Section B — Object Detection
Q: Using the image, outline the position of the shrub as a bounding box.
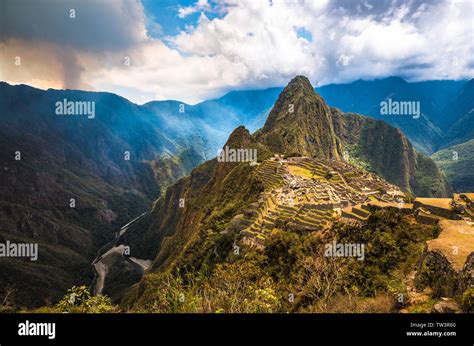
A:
[461,287,474,313]
[55,286,118,313]
[128,261,281,313]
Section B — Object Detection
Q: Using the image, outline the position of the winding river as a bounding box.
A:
[91,212,151,295]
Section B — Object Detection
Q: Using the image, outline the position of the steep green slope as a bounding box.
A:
[121,126,271,267]
[331,109,451,197]
[431,139,474,192]
[442,79,474,147]
[257,76,341,159]
[0,83,202,307]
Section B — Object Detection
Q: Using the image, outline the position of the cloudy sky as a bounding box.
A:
[1,0,473,104]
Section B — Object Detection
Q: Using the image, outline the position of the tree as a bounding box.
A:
[295,254,349,311]
[0,284,16,312]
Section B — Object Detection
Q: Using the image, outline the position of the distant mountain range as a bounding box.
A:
[150,76,470,157]
[0,74,472,307]
[145,77,474,193]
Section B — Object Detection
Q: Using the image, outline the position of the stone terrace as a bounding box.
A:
[234,155,405,249]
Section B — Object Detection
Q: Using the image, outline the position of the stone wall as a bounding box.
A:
[415,246,474,298]
[413,201,460,220]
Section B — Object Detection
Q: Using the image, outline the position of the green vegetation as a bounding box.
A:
[406,298,437,313]
[461,287,474,313]
[124,262,281,313]
[331,209,435,296]
[431,139,474,192]
[122,210,438,313]
[287,165,313,179]
[412,154,452,197]
[343,144,373,172]
[35,286,118,313]
[256,76,340,160]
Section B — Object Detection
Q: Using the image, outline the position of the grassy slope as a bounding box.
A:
[431,139,474,192]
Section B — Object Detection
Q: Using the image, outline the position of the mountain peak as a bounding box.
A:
[223,125,256,149]
[261,75,323,132]
[257,75,341,159]
[286,75,314,91]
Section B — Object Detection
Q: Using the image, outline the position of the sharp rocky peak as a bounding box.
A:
[257,75,341,160]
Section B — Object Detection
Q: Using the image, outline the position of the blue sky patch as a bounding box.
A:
[295,26,312,42]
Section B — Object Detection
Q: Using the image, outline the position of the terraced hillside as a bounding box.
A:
[231,155,405,249]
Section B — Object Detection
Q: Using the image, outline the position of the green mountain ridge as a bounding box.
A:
[330,109,451,197]
[121,76,452,308]
[432,139,474,192]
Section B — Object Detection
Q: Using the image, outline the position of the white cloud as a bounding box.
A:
[84,40,242,104]
[170,0,473,91]
[1,0,473,104]
[178,0,212,18]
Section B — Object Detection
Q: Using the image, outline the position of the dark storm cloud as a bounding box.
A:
[0,0,148,89]
[0,0,147,51]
